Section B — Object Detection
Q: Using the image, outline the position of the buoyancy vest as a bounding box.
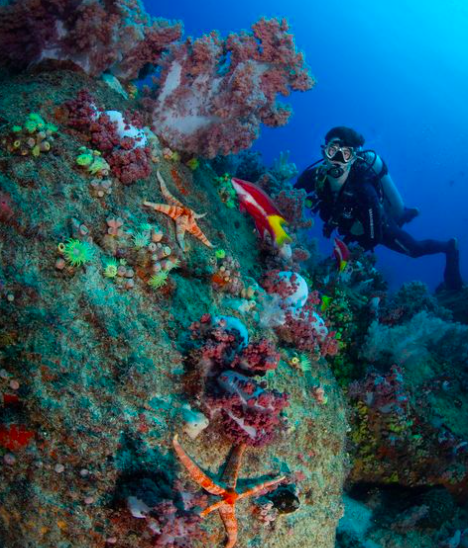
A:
[299,151,389,248]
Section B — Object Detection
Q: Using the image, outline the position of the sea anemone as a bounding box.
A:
[132,231,150,249]
[62,239,95,267]
[104,258,119,278]
[148,271,168,289]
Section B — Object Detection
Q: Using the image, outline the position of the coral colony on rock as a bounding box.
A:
[0,1,467,548]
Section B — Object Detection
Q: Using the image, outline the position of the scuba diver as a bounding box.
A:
[296,126,463,291]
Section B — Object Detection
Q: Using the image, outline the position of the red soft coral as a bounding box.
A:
[208,371,289,447]
[233,340,281,376]
[0,0,182,79]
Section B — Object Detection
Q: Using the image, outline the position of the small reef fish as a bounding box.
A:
[231,177,291,247]
[333,238,350,273]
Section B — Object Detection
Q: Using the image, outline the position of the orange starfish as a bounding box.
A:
[143,171,213,251]
[173,434,285,548]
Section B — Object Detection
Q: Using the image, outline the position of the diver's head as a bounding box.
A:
[322,126,365,178]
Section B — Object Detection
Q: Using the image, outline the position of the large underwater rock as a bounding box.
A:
[0,69,347,548]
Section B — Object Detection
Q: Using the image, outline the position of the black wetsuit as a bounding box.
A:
[296,158,463,289]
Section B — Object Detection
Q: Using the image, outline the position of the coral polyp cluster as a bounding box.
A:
[1,113,57,157]
[76,147,110,178]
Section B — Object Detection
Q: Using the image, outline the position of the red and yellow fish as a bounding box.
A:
[333,238,350,273]
[231,177,291,247]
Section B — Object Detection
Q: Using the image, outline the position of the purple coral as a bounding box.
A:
[275,303,339,359]
[128,497,204,547]
[233,340,280,376]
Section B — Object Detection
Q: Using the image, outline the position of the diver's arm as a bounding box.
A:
[378,172,404,220]
[364,152,404,219]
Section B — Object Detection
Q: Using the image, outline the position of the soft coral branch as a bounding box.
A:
[148,17,314,157]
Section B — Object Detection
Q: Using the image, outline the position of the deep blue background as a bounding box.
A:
[147,0,468,291]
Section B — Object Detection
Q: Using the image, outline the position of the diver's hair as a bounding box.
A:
[325,126,365,148]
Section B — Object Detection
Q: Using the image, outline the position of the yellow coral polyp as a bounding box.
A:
[126,83,138,99]
[76,148,110,177]
[186,157,199,171]
[104,260,119,278]
[89,157,110,176]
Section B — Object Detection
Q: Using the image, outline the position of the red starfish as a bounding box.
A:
[173,434,285,548]
[143,171,213,251]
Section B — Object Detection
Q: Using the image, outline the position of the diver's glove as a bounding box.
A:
[398,207,420,226]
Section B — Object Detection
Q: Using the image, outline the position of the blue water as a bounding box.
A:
[150,0,468,291]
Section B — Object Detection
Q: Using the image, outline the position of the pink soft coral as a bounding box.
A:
[147,17,314,157]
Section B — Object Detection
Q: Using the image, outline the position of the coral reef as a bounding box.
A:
[0,63,347,548]
[1,112,58,157]
[2,3,467,548]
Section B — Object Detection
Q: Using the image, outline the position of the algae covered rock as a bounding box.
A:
[0,68,347,548]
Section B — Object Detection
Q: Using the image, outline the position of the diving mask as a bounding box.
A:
[322,141,356,164]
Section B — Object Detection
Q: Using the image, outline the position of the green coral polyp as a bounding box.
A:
[148,272,169,289]
[215,249,226,259]
[89,157,110,176]
[62,239,95,267]
[186,157,199,171]
[76,153,93,167]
